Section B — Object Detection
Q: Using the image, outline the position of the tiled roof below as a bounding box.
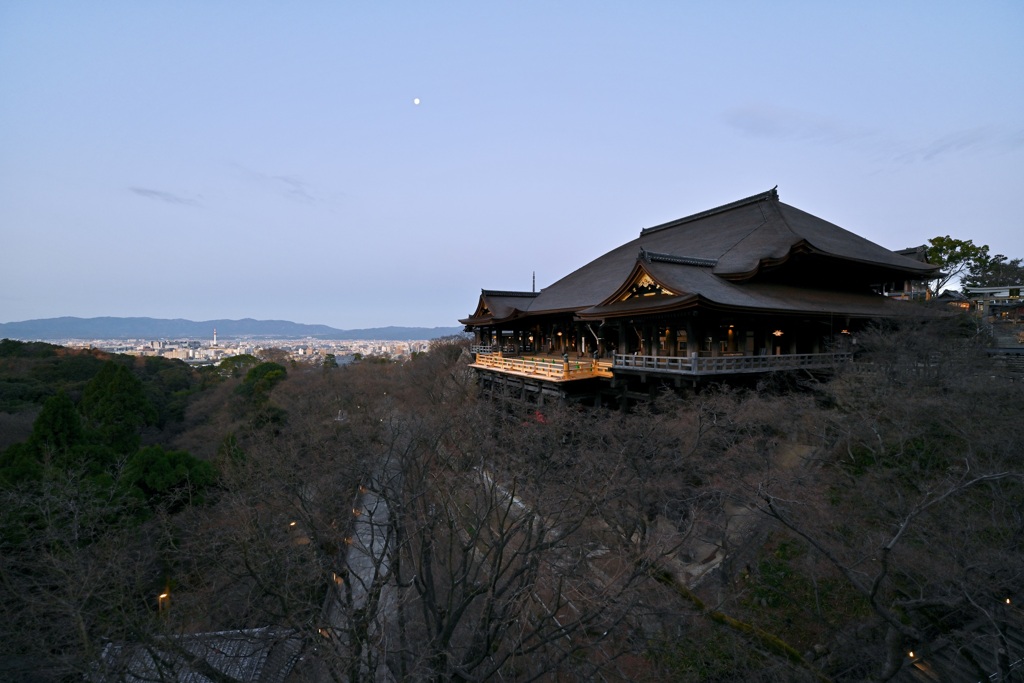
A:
[93,628,300,683]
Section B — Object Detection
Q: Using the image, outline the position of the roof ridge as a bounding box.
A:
[711,198,800,276]
[481,289,538,298]
[640,248,718,268]
[640,186,779,236]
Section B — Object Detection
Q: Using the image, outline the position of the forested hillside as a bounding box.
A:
[0,320,1021,682]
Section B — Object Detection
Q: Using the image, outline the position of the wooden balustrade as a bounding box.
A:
[470,344,497,354]
[470,344,533,355]
[471,351,850,382]
[471,354,604,381]
[613,352,851,375]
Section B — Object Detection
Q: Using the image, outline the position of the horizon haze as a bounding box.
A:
[2,2,1021,328]
[0,315,464,342]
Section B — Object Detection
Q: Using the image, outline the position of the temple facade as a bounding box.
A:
[460,188,937,403]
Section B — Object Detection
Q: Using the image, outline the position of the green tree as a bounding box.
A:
[29,389,84,458]
[81,363,157,455]
[926,235,990,294]
[962,252,1024,290]
[216,353,260,378]
[0,442,43,485]
[124,445,216,508]
[1,391,123,486]
[0,338,59,358]
[236,361,287,402]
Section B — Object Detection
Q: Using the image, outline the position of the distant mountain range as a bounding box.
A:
[0,317,465,341]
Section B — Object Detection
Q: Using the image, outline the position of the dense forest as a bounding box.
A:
[0,318,1021,682]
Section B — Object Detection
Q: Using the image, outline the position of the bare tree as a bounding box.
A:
[0,469,162,681]
[742,320,1024,681]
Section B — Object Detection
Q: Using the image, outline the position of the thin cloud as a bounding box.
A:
[271,174,315,203]
[895,126,1024,163]
[232,164,317,204]
[724,104,1024,166]
[723,104,873,146]
[129,187,201,206]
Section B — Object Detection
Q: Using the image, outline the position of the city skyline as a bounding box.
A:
[2,2,1021,329]
[59,335,433,366]
[0,314,463,342]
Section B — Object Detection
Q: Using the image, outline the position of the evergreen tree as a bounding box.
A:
[124,445,216,510]
[962,253,1024,289]
[29,389,84,460]
[80,362,157,455]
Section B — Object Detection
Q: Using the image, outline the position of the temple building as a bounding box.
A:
[461,187,938,404]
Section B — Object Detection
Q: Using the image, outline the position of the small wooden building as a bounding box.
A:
[461,188,937,403]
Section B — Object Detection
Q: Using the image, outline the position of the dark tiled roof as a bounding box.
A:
[459,290,539,325]
[640,187,779,236]
[466,188,938,323]
[896,244,931,262]
[93,627,300,683]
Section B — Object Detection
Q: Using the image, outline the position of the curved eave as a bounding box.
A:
[700,285,941,319]
[714,240,813,281]
[462,289,542,327]
[716,240,938,283]
[577,288,938,322]
[460,308,533,327]
[576,293,701,320]
[696,297,934,319]
[514,305,594,320]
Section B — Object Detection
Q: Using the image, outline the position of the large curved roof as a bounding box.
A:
[464,188,938,324]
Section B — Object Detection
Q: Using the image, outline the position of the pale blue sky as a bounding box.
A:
[2,1,1021,328]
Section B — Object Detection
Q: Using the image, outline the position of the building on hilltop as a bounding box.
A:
[880,245,934,301]
[460,187,939,403]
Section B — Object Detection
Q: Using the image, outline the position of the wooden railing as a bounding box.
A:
[472,344,535,355]
[472,344,534,355]
[471,354,610,381]
[471,351,851,380]
[614,352,852,375]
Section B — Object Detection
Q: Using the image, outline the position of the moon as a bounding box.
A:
[413,97,421,105]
